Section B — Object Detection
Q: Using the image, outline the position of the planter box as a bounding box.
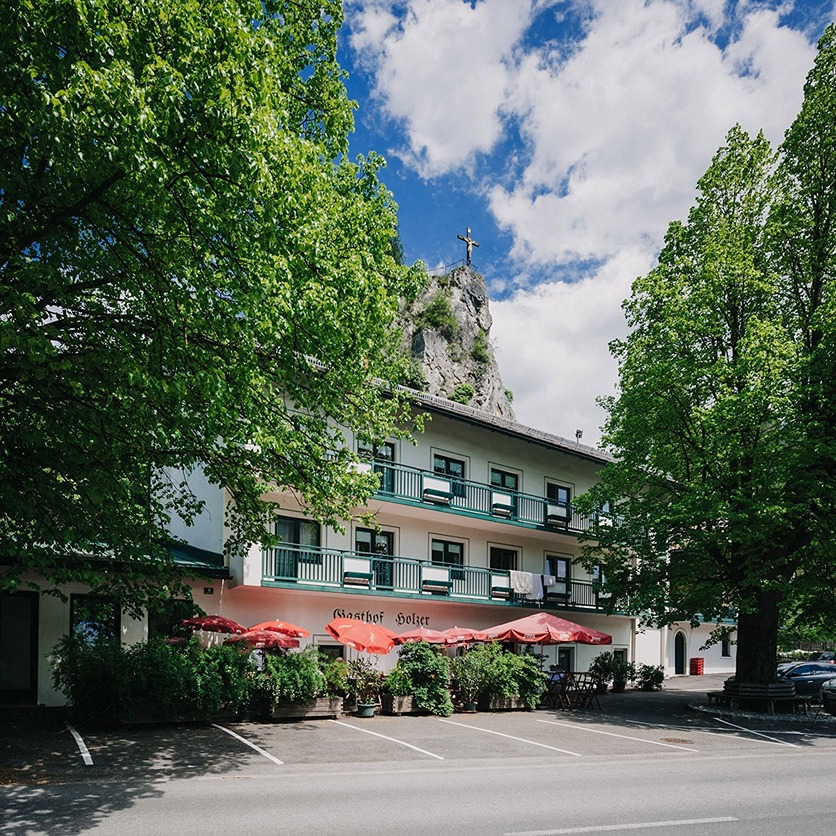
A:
[381,694,422,715]
[478,695,528,711]
[270,697,343,720]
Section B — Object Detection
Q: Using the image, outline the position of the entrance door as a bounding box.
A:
[674,631,686,675]
[0,592,38,705]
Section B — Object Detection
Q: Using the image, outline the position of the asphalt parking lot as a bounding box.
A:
[4,673,836,787]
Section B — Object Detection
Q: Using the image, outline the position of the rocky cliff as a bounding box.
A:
[398,266,515,420]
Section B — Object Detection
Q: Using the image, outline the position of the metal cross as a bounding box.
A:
[457,227,479,266]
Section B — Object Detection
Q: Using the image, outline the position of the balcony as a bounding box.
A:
[356,460,605,535]
[261,543,604,610]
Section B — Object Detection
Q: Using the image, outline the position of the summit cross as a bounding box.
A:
[457,227,479,266]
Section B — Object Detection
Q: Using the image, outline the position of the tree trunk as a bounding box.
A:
[734,588,781,683]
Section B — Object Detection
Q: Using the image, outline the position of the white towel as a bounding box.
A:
[509,570,534,594]
[526,573,544,601]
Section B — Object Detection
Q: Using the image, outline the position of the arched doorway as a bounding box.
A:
[674,631,687,675]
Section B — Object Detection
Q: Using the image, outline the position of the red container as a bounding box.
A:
[689,657,704,675]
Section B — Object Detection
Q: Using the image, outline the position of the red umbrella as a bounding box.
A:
[442,626,491,645]
[224,630,300,649]
[393,627,453,645]
[482,612,612,645]
[325,618,396,654]
[181,615,246,635]
[248,620,310,638]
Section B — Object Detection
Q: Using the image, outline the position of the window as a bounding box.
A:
[557,647,574,673]
[546,483,571,506]
[721,637,731,657]
[70,595,120,643]
[490,468,518,492]
[432,538,464,580]
[490,546,518,572]
[358,441,395,492]
[148,599,195,640]
[274,515,320,576]
[433,453,466,497]
[546,555,570,581]
[356,528,394,588]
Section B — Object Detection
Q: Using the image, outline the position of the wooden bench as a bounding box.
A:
[421,565,452,595]
[707,683,810,715]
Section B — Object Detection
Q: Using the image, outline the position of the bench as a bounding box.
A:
[707,683,811,715]
[422,475,454,506]
[490,574,512,600]
[343,556,374,588]
[421,565,452,595]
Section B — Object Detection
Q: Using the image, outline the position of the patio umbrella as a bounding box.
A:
[325,617,396,654]
[442,626,491,646]
[224,630,300,649]
[248,620,310,638]
[181,615,246,635]
[481,612,612,645]
[393,627,453,645]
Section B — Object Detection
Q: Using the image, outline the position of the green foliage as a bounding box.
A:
[578,27,836,684]
[0,0,423,611]
[635,664,665,690]
[51,636,256,721]
[588,651,636,685]
[393,641,453,716]
[451,650,488,702]
[505,653,547,710]
[449,384,475,404]
[417,292,459,339]
[471,330,491,365]
[260,647,326,706]
[383,664,413,697]
[346,657,384,704]
[319,655,350,698]
[504,389,514,403]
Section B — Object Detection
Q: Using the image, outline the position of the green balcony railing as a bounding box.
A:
[354,460,608,535]
[261,543,602,609]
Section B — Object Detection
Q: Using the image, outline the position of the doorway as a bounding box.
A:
[0,592,39,705]
[674,631,687,675]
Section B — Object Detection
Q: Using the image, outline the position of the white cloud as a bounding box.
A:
[345,0,821,446]
[492,247,651,445]
[347,0,537,176]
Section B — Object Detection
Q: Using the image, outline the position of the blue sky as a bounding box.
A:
[338,0,833,445]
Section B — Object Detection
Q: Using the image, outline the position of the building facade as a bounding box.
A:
[1,393,736,707]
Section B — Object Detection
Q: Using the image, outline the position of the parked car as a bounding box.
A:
[777,653,836,674]
[778,662,836,698]
[820,678,836,714]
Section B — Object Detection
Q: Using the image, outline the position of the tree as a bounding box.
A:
[578,25,836,684]
[1,0,423,612]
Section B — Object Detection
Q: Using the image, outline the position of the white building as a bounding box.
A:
[0,392,735,707]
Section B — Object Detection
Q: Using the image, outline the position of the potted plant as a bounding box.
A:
[635,663,665,690]
[611,658,637,693]
[347,657,384,717]
[264,647,347,719]
[392,641,453,716]
[588,651,616,692]
[382,662,414,715]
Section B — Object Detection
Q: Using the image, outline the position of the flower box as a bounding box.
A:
[478,695,528,711]
[381,694,422,715]
[269,697,343,720]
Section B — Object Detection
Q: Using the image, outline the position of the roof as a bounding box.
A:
[168,542,231,579]
[405,389,614,466]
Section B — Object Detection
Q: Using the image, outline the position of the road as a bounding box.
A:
[3,676,836,836]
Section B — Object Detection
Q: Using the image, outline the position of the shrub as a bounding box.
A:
[449,384,474,404]
[471,330,490,364]
[394,641,453,716]
[417,292,458,338]
[320,655,349,698]
[635,663,665,690]
[51,635,257,722]
[346,657,384,703]
[261,647,326,705]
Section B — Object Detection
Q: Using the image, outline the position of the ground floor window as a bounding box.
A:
[70,595,120,642]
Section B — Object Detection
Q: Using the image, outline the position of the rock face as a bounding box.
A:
[399,266,515,420]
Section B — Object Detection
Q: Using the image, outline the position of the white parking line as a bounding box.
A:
[536,719,698,752]
[438,718,582,756]
[506,816,738,836]
[330,719,445,759]
[712,717,798,747]
[212,723,284,765]
[64,722,93,766]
